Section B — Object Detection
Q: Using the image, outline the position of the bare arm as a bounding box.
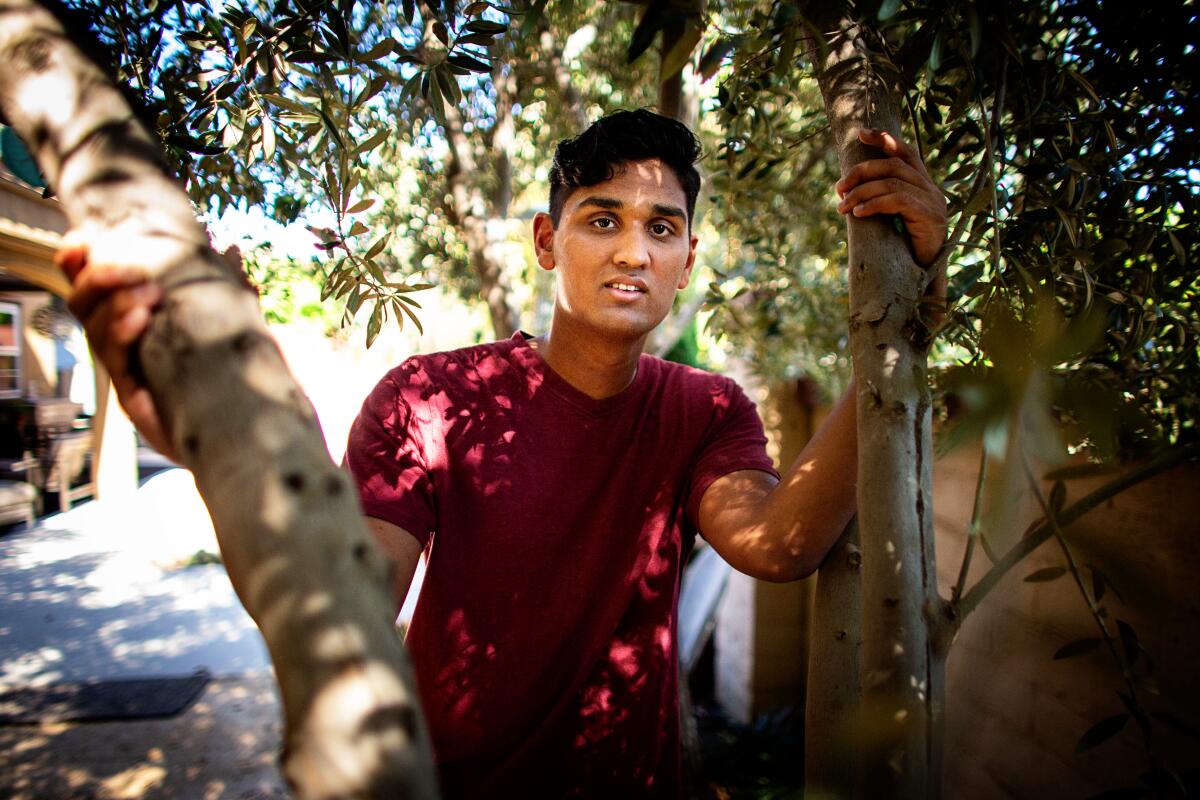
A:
[698,382,857,582]
[364,517,424,616]
[698,130,945,581]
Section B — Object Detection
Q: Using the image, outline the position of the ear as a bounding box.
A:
[677,234,699,290]
[532,212,556,271]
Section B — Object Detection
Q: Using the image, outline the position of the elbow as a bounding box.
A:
[747,553,818,583]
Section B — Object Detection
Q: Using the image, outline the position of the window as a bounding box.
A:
[0,302,21,398]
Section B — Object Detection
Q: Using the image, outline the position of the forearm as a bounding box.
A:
[699,378,859,582]
[758,378,858,578]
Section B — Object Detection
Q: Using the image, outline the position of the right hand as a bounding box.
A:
[56,232,172,458]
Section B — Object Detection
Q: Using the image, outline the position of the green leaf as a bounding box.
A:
[366,302,383,348]
[398,297,425,335]
[660,22,703,83]
[1116,620,1139,665]
[366,258,386,283]
[427,73,447,124]
[697,36,736,82]
[447,53,491,73]
[1166,230,1186,265]
[929,30,944,73]
[1077,714,1129,752]
[455,32,496,47]
[877,0,902,21]
[960,187,991,217]
[1025,566,1067,582]
[261,115,276,160]
[347,221,369,237]
[366,232,392,260]
[464,19,507,35]
[434,65,462,106]
[356,128,389,154]
[260,93,312,116]
[360,38,395,62]
[627,3,666,63]
[353,75,389,108]
[433,21,449,46]
[222,117,245,149]
[1055,207,1079,248]
[1049,480,1066,513]
[317,108,345,149]
[1054,638,1102,659]
[347,198,375,214]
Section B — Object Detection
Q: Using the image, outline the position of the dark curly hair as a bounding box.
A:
[548,109,702,228]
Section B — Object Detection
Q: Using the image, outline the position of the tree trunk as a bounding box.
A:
[443,83,520,340]
[804,518,862,798]
[800,5,945,797]
[0,3,438,797]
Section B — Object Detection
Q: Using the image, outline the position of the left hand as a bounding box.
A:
[835,128,948,270]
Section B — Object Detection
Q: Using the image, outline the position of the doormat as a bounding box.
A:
[0,669,210,724]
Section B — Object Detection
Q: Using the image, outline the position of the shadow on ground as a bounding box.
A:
[0,675,286,799]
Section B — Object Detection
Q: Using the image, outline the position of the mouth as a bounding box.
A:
[603,279,647,296]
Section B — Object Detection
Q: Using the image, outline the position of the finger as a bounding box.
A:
[846,192,936,224]
[838,177,914,214]
[53,228,89,277]
[54,243,88,282]
[836,157,930,199]
[858,128,927,177]
[68,266,160,324]
[838,175,944,219]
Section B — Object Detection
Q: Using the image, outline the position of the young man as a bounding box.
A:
[62,109,946,797]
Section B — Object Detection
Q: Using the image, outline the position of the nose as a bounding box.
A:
[612,228,650,269]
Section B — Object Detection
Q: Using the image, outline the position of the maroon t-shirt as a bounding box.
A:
[346,334,776,798]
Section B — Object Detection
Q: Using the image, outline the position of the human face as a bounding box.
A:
[533,159,698,344]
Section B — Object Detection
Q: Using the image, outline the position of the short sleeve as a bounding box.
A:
[684,378,779,527]
[345,367,438,548]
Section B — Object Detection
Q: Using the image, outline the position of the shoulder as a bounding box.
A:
[370,337,524,405]
[643,355,752,413]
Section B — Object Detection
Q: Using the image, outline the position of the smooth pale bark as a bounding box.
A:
[804,519,862,798]
[801,5,947,797]
[0,2,438,797]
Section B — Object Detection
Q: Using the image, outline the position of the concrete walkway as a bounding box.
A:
[0,469,287,798]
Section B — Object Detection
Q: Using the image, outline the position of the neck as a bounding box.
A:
[532,313,645,400]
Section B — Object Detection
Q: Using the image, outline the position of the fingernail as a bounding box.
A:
[861,127,875,135]
[853,204,864,215]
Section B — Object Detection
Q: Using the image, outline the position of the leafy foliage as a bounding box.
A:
[68,0,516,345]
[690,0,1198,460]
[38,0,1200,792]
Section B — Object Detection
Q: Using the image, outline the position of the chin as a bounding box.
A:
[589,313,661,342]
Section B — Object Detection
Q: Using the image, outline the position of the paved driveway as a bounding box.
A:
[0,469,286,798]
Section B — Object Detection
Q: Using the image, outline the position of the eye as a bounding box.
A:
[591,216,616,230]
[649,222,675,237]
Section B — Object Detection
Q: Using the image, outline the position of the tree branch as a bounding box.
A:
[954,443,1200,625]
[0,3,438,797]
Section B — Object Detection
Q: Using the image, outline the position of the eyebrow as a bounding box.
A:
[577,195,687,221]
